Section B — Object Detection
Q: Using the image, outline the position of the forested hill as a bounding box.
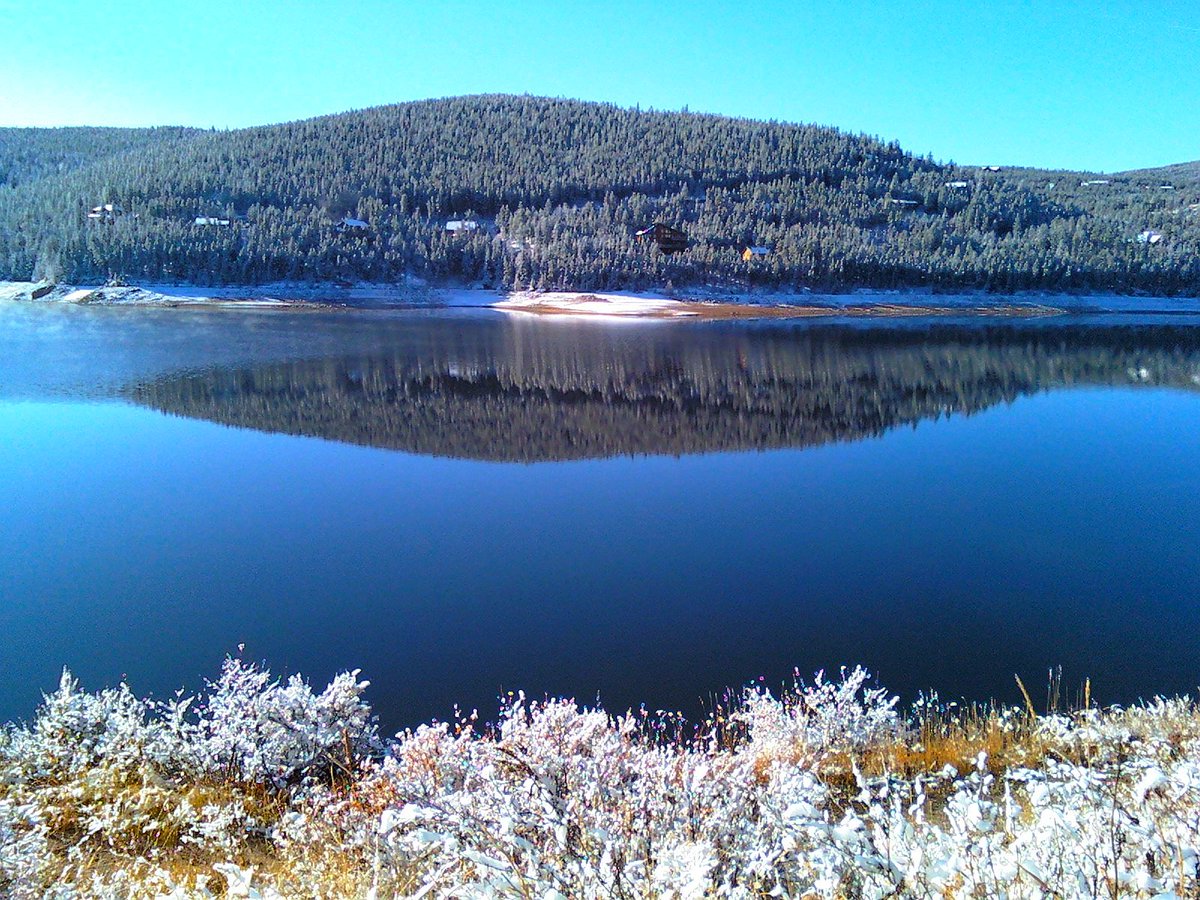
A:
[2,95,1198,293]
[0,126,201,189]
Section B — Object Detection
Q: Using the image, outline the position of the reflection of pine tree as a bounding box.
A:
[127,322,1200,462]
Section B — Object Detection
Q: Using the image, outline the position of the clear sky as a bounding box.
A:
[1,0,1196,172]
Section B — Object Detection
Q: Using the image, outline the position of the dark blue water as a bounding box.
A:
[2,301,1199,729]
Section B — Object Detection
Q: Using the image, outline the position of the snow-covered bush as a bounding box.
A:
[742,665,902,764]
[0,799,47,899]
[1,670,164,781]
[3,661,1200,897]
[1,659,377,788]
[192,657,378,786]
[0,659,378,897]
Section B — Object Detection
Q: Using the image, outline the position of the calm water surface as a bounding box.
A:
[2,301,1199,729]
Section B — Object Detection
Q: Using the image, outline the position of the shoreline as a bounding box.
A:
[6,279,1200,319]
[493,290,1068,319]
[0,280,329,310]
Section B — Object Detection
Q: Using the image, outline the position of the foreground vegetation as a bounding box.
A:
[2,95,1199,293]
[2,661,1198,898]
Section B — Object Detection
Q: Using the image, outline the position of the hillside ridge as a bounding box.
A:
[2,95,1197,293]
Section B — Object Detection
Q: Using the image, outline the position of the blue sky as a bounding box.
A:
[1,0,1196,172]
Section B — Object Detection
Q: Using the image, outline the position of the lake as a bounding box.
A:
[2,300,1199,730]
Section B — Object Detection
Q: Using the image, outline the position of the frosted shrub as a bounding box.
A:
[0,659,379,897]
[650,840,718,898]
[193,658,378,785]
[0,799,47,899]
[0,660,377,789]
[358,692,864,897]
[742,666,901,763]
[1,670,161,781]
[4,661,1200,897]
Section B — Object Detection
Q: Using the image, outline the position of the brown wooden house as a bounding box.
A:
[635,223,688,254]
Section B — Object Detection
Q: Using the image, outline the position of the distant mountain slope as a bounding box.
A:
[0,126,202,188]
[1,96,1197,293]
[1119,160,1200,180]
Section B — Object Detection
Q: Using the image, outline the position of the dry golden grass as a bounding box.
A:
[0,751,432,897]
[882,709,1047,774]
[3,765,291,897]
[813,672,1107,794]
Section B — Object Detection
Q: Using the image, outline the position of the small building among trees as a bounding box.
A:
[742,246,770,261]
[635,223,688,254]
[87,203,124,222]
[336,216,369,233]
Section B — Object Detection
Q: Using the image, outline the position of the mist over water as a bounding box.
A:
[2,302,1199,729]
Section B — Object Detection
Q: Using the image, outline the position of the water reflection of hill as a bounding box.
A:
[128,322,1200,461]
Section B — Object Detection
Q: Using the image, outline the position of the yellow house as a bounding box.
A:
[742,246,770,261]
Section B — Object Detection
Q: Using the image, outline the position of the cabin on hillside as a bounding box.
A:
[194,216,231,227]
[635,223,688,254]
[742,246,770,261]
[1137,229,1164,245]
[336,216,369,233]
[445,219,480,233]
[87,203,124,222]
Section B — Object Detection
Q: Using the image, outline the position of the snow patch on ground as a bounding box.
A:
[490,289,1076,320]
[0,281,306,308]
[494,290,698,317]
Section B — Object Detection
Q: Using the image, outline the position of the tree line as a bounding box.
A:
[1,95,1197,293]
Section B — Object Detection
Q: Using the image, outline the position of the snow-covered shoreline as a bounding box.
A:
[0,280,315,309]
[495,290,698,317]
[7,279,1200,318]
[493,289,1069,319]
